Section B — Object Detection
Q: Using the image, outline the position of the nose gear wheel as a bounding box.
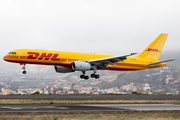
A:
[21,63,27,74]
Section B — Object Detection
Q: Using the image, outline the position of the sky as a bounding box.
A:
[0,0,180,66]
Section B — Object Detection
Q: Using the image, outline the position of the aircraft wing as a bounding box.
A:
[86,53,137,68]
[148,59,176,67]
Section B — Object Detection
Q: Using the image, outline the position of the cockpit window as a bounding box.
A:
[8,52,16,55]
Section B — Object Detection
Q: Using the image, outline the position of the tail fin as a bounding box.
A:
[138,33,168,60]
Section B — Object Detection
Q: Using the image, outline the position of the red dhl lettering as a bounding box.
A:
[51,54,61,61]
[27,52,40,59]
[27,52,61,61]
[145,48,161,52]
[38,53,53,60]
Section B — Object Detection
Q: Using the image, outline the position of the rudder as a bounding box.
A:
[138,33,168,60]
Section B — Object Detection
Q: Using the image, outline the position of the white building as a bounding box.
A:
[144,83,151,91]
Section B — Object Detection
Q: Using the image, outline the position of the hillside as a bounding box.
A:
[96,62,180,89]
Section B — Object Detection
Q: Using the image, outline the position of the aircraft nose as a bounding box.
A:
[3,55,8,61]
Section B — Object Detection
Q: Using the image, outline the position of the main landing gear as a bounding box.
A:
[21,63,27,74]
[91,73,100,79]
[80,73,100,80]
[80,71,89,80]
[80,66,100,80]
[91,66,100,79]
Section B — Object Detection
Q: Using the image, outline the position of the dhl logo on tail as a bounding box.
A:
[145,48,161,52]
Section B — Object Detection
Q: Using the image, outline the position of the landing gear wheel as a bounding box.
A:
[21,63,27,74]
[22,71,27,74]
[80,75,85,79]
[91,74,95,78]
[84,76,89,80]
[95,74,100,79]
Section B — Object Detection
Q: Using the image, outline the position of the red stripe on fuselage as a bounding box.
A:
[4,55,18,59]
[20,56,27,59]
[4,59,72,67]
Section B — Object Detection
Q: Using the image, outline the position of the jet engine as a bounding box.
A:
[72,61,92,71]
[54,66,75,73]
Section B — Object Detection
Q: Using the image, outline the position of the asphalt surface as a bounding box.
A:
[0,104,180,113]
[0,95,179,100]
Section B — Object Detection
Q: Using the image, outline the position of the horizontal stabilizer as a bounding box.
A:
[148,59,176,67]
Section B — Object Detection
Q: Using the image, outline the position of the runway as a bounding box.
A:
[0,95,179,100]
[0,104,180,113]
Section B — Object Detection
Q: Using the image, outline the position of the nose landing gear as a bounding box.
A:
[22,70,27,74]
[21,63,27,74]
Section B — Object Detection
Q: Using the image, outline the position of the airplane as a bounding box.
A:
[3,33,175,80]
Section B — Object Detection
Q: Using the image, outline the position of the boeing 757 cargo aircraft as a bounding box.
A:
[3,33,175,79]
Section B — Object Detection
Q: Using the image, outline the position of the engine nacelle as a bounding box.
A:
[54,66,75,73]
[72,61,92,71]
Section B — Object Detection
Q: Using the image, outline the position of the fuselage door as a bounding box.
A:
[18,51,22,59]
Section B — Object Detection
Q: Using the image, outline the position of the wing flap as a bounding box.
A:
[87,53,137,63]
[87,53,137,68]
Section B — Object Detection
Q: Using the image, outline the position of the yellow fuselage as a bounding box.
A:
[3,49,165,71]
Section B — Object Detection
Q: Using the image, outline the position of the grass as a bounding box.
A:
[0,99,179,105]
[0,111,180,120]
